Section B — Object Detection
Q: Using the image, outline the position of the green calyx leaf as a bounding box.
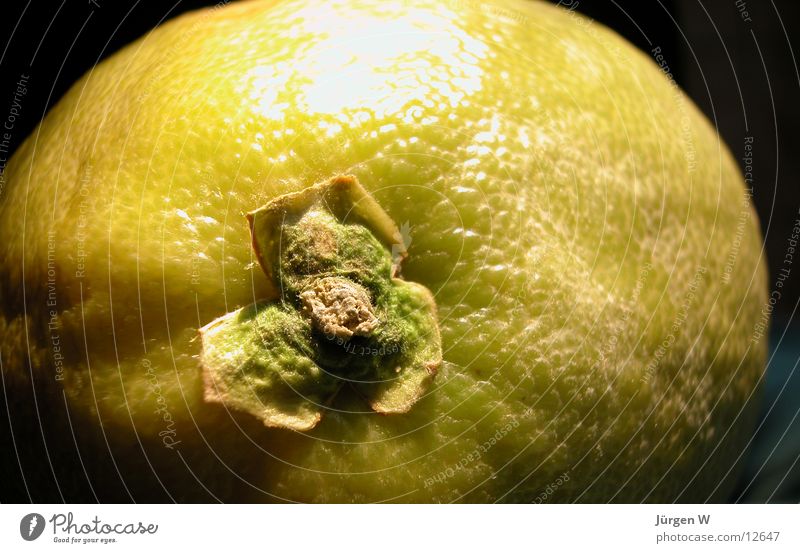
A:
[199,175,441,431]
[201,302,339,431]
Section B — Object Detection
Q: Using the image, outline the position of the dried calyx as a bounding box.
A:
[199,175,441,431]
[300,277,379,339]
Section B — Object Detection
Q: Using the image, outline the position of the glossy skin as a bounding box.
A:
[0,0,766,502]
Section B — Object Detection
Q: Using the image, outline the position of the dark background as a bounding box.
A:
[1,0,798,502]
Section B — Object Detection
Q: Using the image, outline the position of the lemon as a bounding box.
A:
[0,0,767,502]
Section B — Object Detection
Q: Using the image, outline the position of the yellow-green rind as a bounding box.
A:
[0,0,767,502]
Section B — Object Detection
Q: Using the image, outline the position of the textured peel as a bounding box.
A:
[0,0,767,502]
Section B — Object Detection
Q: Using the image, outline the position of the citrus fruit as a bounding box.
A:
[0,0,767,502]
